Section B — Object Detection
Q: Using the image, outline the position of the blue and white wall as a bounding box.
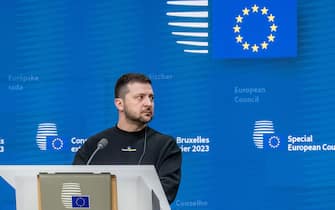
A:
[1,0,335,210]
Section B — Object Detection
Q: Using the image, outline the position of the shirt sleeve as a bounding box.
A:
[156,139,182,204]
[72,140,92,165]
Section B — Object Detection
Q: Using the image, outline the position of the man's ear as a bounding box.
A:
[114,98,124,111]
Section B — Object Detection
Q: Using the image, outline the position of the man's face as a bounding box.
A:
[122,82,154,125]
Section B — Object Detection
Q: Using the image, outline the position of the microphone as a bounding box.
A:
[86,138,108,165]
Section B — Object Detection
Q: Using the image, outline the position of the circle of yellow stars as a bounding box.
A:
[52,138,64,150]
[233,4,278,53]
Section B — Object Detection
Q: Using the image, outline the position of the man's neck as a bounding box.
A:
[117,122,146,132]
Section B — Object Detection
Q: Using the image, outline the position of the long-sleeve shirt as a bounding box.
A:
[72,126,182,204]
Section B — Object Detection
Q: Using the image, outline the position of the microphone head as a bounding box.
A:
[97,138,108,150]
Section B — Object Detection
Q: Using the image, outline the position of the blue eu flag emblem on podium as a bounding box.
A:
[72,196,90,208]
[212,0,297,58]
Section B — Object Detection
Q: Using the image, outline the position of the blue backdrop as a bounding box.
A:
[1,0,335,210]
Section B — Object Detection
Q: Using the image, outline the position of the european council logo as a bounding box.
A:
[72,196,90,208]
[36,123,58,151]
[212,0,297,58]
[166,0,297,57]
[166,0,209,54]
[46,136,68,152]
[253,120,275,149]
[61,182,88,209]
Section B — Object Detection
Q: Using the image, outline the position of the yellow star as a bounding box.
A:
[242,8,250,15]
[236,15,243,23]
[270,24,278,32]
[252,44,259,52]
[242,42,250,50]
[268,14,275,22]
[252,4,259,13]
[267,34,275,42]
[261,41,268,49]
[235,35,243,43]
[261,7,268,15]
[233,25,241,33]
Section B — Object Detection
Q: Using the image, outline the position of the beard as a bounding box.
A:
[123,106,153,125]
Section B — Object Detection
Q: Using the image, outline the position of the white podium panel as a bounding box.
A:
[0,165,170,210]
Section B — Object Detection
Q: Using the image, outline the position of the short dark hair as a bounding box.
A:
[114,73,152,98]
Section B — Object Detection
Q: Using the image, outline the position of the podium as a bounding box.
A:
[0,165,170,210]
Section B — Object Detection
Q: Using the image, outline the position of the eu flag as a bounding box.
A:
[263,134,285,151]
[46,136,69,152]
[212,0,297,58]
[72,196,90,208]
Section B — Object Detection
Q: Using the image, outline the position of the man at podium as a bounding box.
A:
[73,73,182,204]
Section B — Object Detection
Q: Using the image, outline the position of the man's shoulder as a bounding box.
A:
[147,127,181,156]
[147,127,176,143]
